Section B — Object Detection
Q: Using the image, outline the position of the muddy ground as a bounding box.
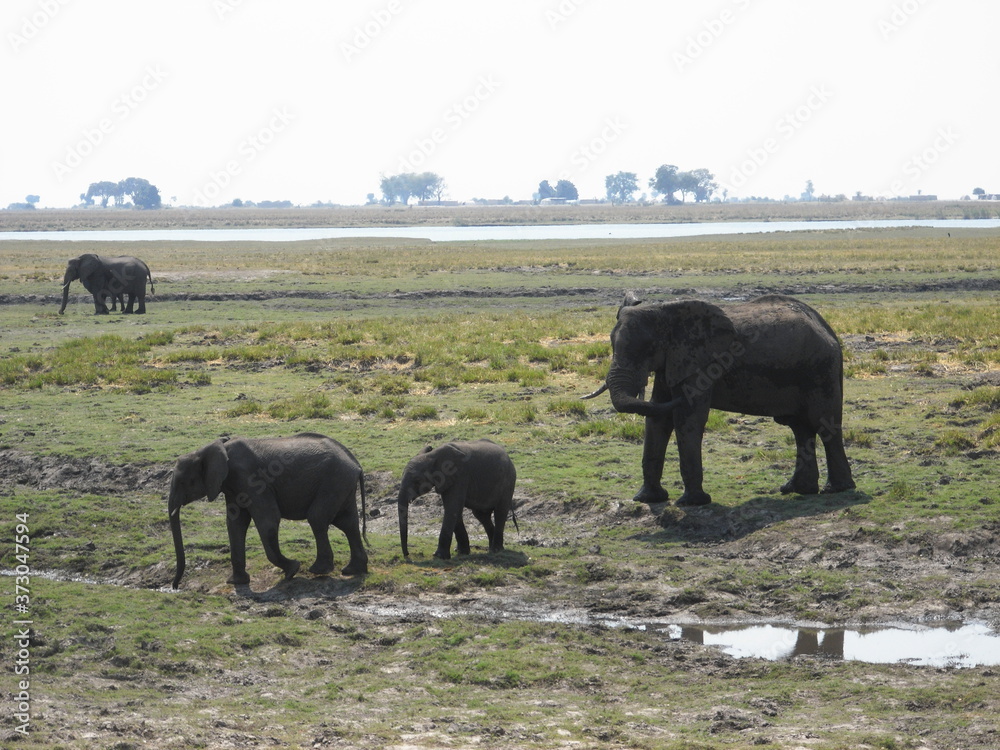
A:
[4,443,998,631]
[5,276,1000,309]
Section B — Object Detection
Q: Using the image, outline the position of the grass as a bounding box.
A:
[1,225,999,748]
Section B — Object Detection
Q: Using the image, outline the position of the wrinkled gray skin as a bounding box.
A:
[398,439,516,560]
[59,253,154,315]
[168,432,368,589]
[584,293,856,506]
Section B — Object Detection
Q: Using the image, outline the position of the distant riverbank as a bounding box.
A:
[1,200,997,233]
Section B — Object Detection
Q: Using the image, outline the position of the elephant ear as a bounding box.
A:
[658,300,737,388]
[201,439,229,502]
[77,254,104,292]
[617,291,642,319]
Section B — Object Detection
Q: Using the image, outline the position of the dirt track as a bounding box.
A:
[5,277,1000,310]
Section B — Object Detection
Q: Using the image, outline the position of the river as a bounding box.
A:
[2,218,999,243]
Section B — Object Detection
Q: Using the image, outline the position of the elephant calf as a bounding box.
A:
[397,439,517,560]
[168,432,368,588]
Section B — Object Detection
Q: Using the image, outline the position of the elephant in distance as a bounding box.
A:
[398,439,517,560]
[168,433,368,589]
[59,253,154,315]
[583,294,856,506]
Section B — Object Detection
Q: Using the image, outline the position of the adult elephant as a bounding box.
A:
[168,432,368,589]
[583,293,856,506]
[59,253,155,315]
[397,439,516,560]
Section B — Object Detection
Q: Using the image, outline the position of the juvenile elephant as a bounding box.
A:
[584,293,856,506]
[397,439,516,560]
[168,432,368,589]
[59,253,155,315]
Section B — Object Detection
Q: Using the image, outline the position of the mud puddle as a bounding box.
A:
[11,568,1000,667]
[661,621,1000,668]
[343,597,1000,669]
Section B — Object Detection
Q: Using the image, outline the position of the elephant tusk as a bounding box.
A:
[580,382,608,400]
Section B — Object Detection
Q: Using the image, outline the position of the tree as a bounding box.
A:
[379,172,445,205]
[605,171,639,204]
[537,180,556,201]
[649,164,681,203]
[555,180,578,200]
[973,187,986,198]
[83,181,121,207]
[122,177,161,209]
[26,195,39,206]
[676,171,700,202]
[688,168,718,202]
[800,180,815,202]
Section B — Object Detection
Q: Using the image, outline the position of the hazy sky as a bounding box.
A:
[4,1,998,208]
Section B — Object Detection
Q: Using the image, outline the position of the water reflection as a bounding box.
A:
[664,622,1000,668]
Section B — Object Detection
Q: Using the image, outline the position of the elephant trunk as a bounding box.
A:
[607,367,683,418]
[398,490,410,558]
[59,280,71,314]
[168,483,186,589]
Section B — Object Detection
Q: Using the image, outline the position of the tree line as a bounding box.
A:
[606,165,718,204]
[81,178,162,209]
[376,164,718,206]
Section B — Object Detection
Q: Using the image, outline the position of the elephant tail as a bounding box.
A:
[509,505,520,534]
[359,469,369,547]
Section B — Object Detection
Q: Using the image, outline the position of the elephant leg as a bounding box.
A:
[674,401,712,506]
[226,505,253,585]
[251,504,300,580]
[306,507,335,576]
[435,501,464,559]
[778,417,820,495]
[92,294,109,314]
[136,293,146,314]
[332,503,368,576]
[634,373,674,504]
[487,505,508,554]
[818,416,856,493]
[470,508,496,551]
[123,294,136,314]
[453,515,472,556]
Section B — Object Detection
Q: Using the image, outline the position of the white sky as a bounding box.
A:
[3,0,998,208]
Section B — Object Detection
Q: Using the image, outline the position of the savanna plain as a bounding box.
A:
[1,212,999,749]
